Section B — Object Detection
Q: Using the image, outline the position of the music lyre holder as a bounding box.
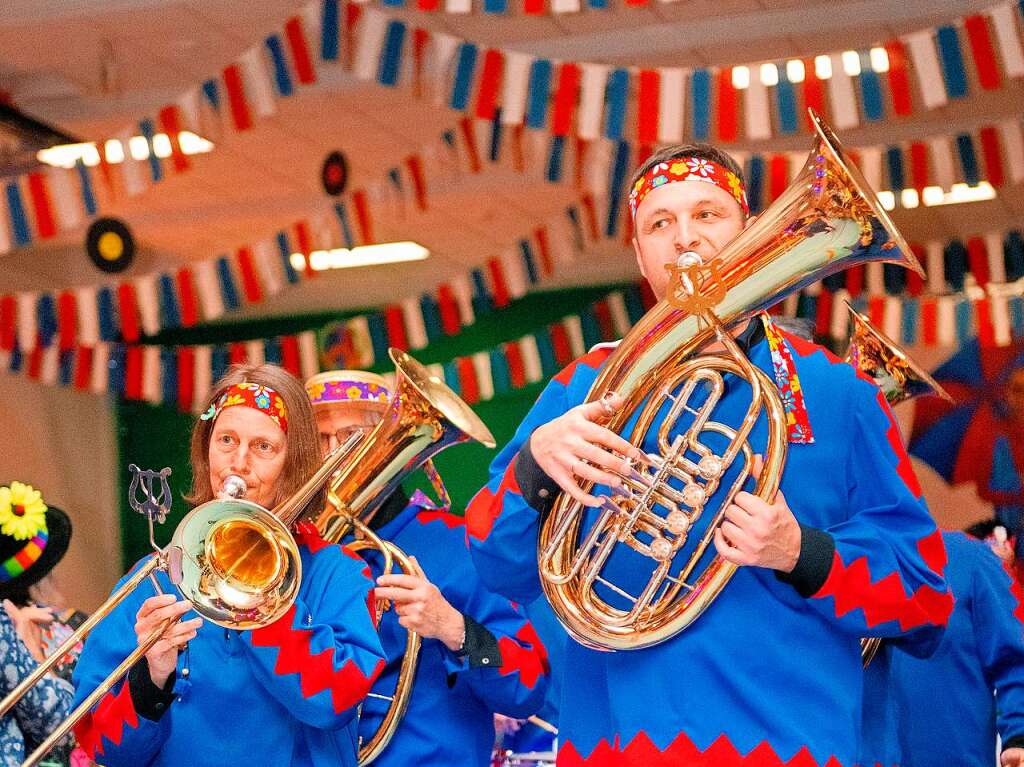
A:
[127,464,175,592]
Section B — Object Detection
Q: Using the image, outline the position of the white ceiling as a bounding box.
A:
[0,0,1021,319]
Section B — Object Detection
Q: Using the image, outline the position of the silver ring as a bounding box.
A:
[600,398,616,418]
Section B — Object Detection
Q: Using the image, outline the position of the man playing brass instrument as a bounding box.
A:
[466,145,951,766]
[306,371,549,767]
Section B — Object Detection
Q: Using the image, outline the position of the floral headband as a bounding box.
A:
[628,156,749,221]
[0,482,50,582]
[200,382,289,433]
[305,371,390,409]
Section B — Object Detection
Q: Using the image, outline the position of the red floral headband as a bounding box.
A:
[628,156,749,221]
[201,382,289,434]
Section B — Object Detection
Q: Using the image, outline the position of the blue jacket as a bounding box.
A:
[71,525,386,767]
[352,498,549,766]
[466,326,951,766]
[860,531,1024,766]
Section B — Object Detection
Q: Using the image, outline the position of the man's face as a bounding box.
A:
[631,177,747,300]
[314,404,384,456]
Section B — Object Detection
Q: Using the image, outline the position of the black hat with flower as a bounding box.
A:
[0,481,72,598]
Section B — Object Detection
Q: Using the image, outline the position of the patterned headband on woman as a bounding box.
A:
[200,382,289,433]
[628,156,749,221]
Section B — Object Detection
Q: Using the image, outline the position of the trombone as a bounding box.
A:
[2,348,495,767]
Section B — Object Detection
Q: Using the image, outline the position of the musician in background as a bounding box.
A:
[0,482,75,766]
[306,370,549,766]
[466,145,951,765]
[860,520,1024,767]
[71,364,386,767]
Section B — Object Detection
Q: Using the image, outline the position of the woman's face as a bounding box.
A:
[208,406,287,508]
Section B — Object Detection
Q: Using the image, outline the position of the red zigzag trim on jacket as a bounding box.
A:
[1003,559,1024,624]
[466,460,522,542]
[73,681,139,760]
[249,603,385,713]
[779,330,923,497]
[556,729,846,767]
[416,509,466,529]
[295,522,380,627]
[496,622,549,689]
[813,529,953,630]
[553,347,615,386]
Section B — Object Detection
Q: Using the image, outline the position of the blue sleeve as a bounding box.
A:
[242,536,386,729]
[0,614,74,750]
[466,377,569,604]
[440,576,549,718]
[795,387,953,642]
[71,557,171,766]
[971,544,1024,747]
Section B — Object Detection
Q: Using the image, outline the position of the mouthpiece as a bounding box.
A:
[222,475,248,499]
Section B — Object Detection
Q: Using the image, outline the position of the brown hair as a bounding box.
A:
[629,143,746,213]
[186,364,321,509]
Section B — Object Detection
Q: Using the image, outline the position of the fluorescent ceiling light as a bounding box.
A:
[289,242,430,272]
[814,55,833,80]
[731,66,750,89]
[786,59,805,83]
[37,131,213,168]
[759,63,779,87]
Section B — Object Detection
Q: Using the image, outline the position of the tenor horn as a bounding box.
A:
[537,109,924,651]
[844,304,951,667]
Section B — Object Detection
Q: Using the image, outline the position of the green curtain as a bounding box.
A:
[116,282,629,568]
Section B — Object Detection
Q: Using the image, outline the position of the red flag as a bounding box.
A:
[236,247,264,303]
[909,142,929,192]
[964,15,1001,90]
[293,220,316,279]
[636,69,660,146]
[436,285,461,335]
[57,291,77,351]
[459,117,482,173]
[285,16,317,84]
[534,226,554,277]
[405,155,428,211]
[229,342,247,366]
[117,283,141,343]
[384,305,408,350]
[27,173,56,239]
[868,296,885,328]
[158,105,190,172]
[177,347,195,412]
[457,357,479,404]
[523,0,544,15]
[352,190,375,244]
[846,265,864,298]
[222,64,252,131]
[125,346,143,400]
[884,40,913,116]
[593,300,614,340]
[921,298,938,345]
[967,236,990,287]
[280,336,301,376]
[907,244,926,296]
[976,299,996,347]
[979,126,1005,187]
[802,59,826,129]
[487,258,510,308]
[74,346,93,390]
[505,342,526,388]
[475,49,504,121]
[27,344,43,380]
[412,28,431,98]
[176,269,199,327]
[769,155,788,202]
[549,323,572,367]
[716,68,738,143]
[0,295,16,351]
[551,63,581,137]
[344,3,363,70]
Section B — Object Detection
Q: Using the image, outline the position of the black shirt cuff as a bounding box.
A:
[775,524,835,598]
[1004,735,1024,752]
[460,615,503,669]
[128,659,176,722]
[514,436,561,515]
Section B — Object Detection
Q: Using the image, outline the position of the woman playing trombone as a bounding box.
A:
[71,364,386,767]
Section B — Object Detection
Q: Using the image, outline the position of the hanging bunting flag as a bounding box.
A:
[285,15,318,84]
[936,25,969,99]
[221,64,253,131]
[604,68,628,140]
[774,64,798,135]
[691,69,711,140]
[883,40,914,116]
[858,51,885,122]
[525,59,553,129]
[450,42,478,109]
[475,49,504,121]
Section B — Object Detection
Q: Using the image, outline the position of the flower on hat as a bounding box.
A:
[346,385,363,400]
[0,482,49,541]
